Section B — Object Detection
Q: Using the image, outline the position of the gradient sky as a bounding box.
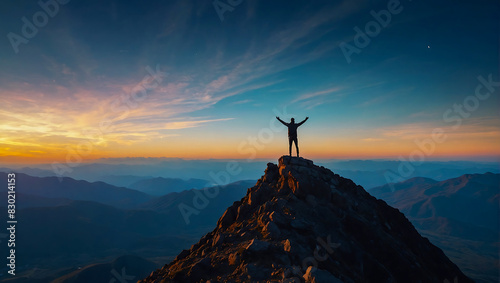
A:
[0,0,499,163]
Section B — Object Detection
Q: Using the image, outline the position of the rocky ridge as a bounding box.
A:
[139,156,472,283]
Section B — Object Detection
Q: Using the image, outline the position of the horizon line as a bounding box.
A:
[1,155,499,167]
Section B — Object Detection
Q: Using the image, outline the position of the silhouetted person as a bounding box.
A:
[276,116,309,157]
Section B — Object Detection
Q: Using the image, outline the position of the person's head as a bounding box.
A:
[291,118,295,123]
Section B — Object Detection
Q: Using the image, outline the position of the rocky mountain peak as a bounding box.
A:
[140,156,472,283]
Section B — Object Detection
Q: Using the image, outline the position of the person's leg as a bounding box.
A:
[294,137,299,157]
[288,137,292,156]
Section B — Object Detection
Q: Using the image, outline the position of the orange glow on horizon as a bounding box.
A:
[1,136,499,165]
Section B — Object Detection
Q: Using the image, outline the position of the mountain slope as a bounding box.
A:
[0,176,255,282]
[130,177,209,196]
[370,173,499,234]
[0,200,198,275]
[318,160,500,189]
[51,255,158,283]
[140,156,471,283]
[10,192,73,209]
[0,172,152,209]
[139,180,254,228]
[94,175,153,188]
[370,173,500,283]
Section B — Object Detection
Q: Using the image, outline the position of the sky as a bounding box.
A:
[0,0,499,164]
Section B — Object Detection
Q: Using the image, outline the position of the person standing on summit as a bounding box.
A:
[276,116,309,157]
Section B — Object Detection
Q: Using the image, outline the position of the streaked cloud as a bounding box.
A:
[292,87,344,109]
[164,118,234,130]
[293,87,343,103]
[378,117,500,141]
[362,138,385,142]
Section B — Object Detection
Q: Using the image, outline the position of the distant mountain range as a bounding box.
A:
[319,160,500,189]
[370,173,499,238]
[0,199,197,280]
[2,158,498,189]
[51,255,159,283]
[93,175,153,188]
[0,172,252,282]
[0,159,268,183]
[130,177,209,196]
[138,180,254,228]
[0,168,497,282]
[3,255,159,283]
[0,172,152,209]
[370,173,500,283]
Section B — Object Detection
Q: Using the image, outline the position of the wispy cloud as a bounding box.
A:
[164,118,234,130]
[358,94,392,107]
[378,117,500,141]
[231,99,252,105]
[292,87,344,109]
[292,87,343,103]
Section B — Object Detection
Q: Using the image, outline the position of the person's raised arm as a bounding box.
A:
[276,116,288,126]
[297,116,309,126]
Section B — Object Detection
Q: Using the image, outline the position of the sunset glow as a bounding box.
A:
[0,1,498,164]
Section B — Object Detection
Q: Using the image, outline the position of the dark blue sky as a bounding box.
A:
[0,0,498,161]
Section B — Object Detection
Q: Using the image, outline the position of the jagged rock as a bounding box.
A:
[174,249,190,261]
[228,252,240,265]
[280,156,313,167]
[269,211,288,227]
[217,205,236,229]
[139,156,474,283]
[249,183,269,206]
[282,238,309,259]
[246,239,270,253]
[263,221,281,238]
[283,239,292,252]
[188,257,212,281]
[303,266,343,283]
[212,233,224,247]
[244,263,270,280]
